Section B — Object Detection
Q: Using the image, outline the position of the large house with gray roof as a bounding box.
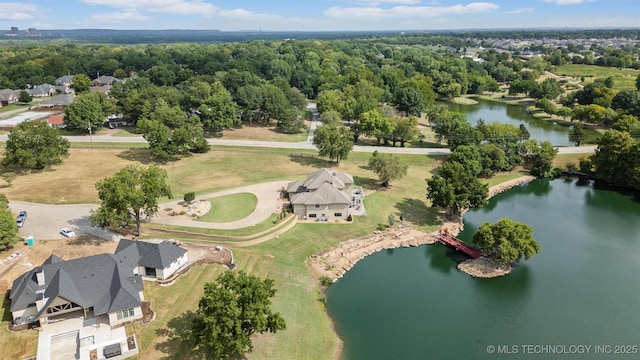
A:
[287,169,363,221]
[9,239,188,328]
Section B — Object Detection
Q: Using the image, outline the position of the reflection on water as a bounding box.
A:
[442,99,600,146]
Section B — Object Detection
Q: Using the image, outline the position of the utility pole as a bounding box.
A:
[88,121,93,143]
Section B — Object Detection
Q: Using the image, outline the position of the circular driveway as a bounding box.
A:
[154,181,290,229]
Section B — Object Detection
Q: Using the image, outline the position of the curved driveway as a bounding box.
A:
[154,181,290,230]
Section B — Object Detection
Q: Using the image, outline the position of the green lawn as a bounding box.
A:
[196,192,258,223]
[551,64,639,91]
[111,127,140,137]
[0,103,30,114]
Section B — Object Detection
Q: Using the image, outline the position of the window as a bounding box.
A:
[314,204,320,209]
[116,308,135,320]
[309,214,317,218]
[334,213,342,217]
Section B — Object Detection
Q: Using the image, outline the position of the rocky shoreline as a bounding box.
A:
[310,175,537,281]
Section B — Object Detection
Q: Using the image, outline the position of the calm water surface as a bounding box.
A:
[326,179,640,360]
[443,99,600,146]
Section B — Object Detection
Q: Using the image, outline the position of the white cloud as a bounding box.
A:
[541,0,588,5]
[216,9,282,22]
[81,0,218,15]
[325,2,499,20]
[89,12,152,23]
[353,0,422,5]
[505,7,535,14]
[0,3,41,21]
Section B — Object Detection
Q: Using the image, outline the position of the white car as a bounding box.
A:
[60,228,76,238]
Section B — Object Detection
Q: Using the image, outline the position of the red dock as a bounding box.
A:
[438,229,483,259]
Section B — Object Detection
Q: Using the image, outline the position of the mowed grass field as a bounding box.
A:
[551,64,639,91]
[0,146,443,360]
[197,192,258,223]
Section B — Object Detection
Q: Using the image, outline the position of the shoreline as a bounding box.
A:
[310,175,537,282]
[314,175,538,359]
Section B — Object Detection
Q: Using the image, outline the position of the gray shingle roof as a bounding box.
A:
[8,238,186,318]
[115,239,187,269]
[290,182,351,205]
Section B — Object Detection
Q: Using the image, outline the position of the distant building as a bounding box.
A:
[27,28,40,37]
[10,27,18,35]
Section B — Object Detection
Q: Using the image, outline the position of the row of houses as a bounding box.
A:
[0,74,127,109]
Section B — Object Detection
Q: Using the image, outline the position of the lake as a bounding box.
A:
[327,179,640,360]
[442,98,600,146]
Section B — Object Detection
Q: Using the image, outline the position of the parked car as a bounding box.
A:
[60,228,76,238]
[16,211,27,228]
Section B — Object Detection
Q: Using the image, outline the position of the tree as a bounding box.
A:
[191,271,286,359]
[426,161,488,215]
[320,110,343,126]
[90,165,172,236]
[359,109,394,144]
[64,93,105,132]
[312,124,353,163]
[519,140,558,178]
[18,91,32,103]
[391,116,419,147]
[394,87,425,117]
[2,121,70,170]
[1,172,17,187]
[472,218,541,264]
[569,124,585,146]
[636,74,640,91]
[198,81,241,131]
[368,151,409,187]
[0,194,19,251]
[137,99,208,160]
[73,74,91,93]
[518,124,531,142]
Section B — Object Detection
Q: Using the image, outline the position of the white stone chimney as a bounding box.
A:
[36,270,45,286]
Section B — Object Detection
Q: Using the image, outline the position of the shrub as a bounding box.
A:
[320,276,333,287]
[347,214,353,222]
[179,210,187,215]
[377,223,387,231]
[388,213,396,226]
[184,192,196,203]
[169,211,179,216]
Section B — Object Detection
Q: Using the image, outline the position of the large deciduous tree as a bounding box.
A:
[312,124,353,163]
[426,161,488,215]
[2,121,70,170]
[64,93,105,132]
[191,271,286,359]
[368,151,409,187]
[73,74,91,93]
[137,99,208,160]
[198,81,241,131]
[90,165,172,236]
[472,218,541,264]
[0,194,19,251]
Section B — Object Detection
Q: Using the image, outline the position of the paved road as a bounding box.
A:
[0,131,596,155]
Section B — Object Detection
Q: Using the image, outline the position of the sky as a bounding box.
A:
[1,0,638,32]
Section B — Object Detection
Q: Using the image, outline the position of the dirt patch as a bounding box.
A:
[160,200,211,221]
[458,257,511,278]
[141,301,154,324]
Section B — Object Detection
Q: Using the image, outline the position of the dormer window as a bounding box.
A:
[314,204,320,209]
